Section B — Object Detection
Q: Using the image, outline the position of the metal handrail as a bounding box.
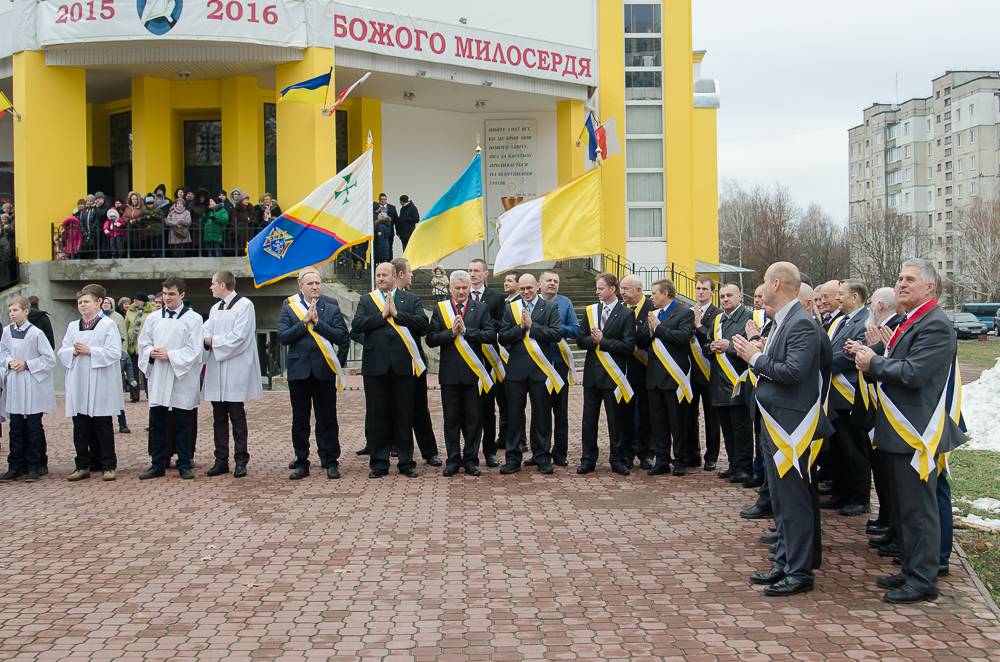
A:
[52,216,260,260]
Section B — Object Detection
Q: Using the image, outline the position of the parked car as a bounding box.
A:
[994,311,1000,336]
[946,311,989,339]
[960,302,1000,331]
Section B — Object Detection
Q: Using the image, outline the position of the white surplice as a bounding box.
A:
[202,294,264,403]
[58,317,127,417]
[0,322,57,416]
[138,306,204,410]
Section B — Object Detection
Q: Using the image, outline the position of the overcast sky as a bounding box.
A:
[691,0,1000,224]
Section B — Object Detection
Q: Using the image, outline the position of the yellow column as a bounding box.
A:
[276,48,336,207]
[556,100,586,185]
[598,0,626,258]
[132,77,175,195]
[662,0,695,275]
[221,76,265,197]
[87,103,111,168]
[692,106,719,265]
[344,97,383,198]
[13,51,87,261]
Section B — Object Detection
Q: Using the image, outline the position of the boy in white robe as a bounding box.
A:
[0,297,56,483]
[203,270,263,478]
[138,276,204,480]
[59,285,126,481]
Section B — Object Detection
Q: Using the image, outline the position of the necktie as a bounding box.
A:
[525,301,534,316]
[601,304,610,329]
[168,309,176,319]
[473,291,481,301]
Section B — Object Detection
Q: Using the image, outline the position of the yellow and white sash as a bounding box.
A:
[369,290,426,377]
[437,301,494,394]
[510,301,564,393]
[826,314,845,341]
[586,304,634,403]
[731,368,759,398]
[482,344,506,383]
[757,374,823,478]
[876,381,947,481]
[557,339,580,386]
[752,308,767,329]
[632,296,649,365]
[690,337,710,380]
[832,373,856,404]
[651,338,692,403]
[712,312,740,386]
[287,295,346,393]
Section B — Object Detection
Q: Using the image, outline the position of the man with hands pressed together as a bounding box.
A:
[638,279,694,476]
[688,276,721,470]
[619,275,656,470]
[426,270,496,476]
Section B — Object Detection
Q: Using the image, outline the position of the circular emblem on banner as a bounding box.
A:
[137,0,182,35]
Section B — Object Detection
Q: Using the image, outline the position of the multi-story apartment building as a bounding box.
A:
[848,70,1000,302]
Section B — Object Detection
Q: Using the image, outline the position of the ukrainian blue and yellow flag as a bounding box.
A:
[247,148,374,286]
[402,154,484,269]
[278,68,331,104]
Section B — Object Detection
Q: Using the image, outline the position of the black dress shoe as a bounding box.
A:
[288,461,297,470]
[819,499,846,510]
[768,525,777,532]
[750,564,785,585]
[718,468,736,479]
[234,466,247,478]
[866,525,891,537]
[740,505,774,520]
[703,461,717,471]
[139,467,165,480]
[876,573,907,590]
[767,543,777,553]
[356,448,370,456]
[612,465,630,476]
[938,565,949,577]
[640,458,655,470]
[442,466,460,477]
[524,456,539,466]
[289,467,309,480]
[883,585,937,604]
[760,532,779,544]
[206,463,230,477]
[577,464,596,475]
[729,472,751,484]
[119,425,131,434]
[499,463,520,475]
[178,468,195,480]
[743,474,765,489]
[425,455,443,467]
[892,556,901,566]
[327,467,341,479]
[683,457,701,468]
[552,457,569,467]
[878,543,902,558]
[646,465,671,476]
[867,518,880,527]
[369,470,387,478]
[868,535,895,548]
[817,486,834,496]
[37,467,48,477]
[838,504,871,516]
[537,463,554,475]
[465,467,481,476]
[400,468,418,478]
[672,466,686,476]
[763,577,813,596]
[485,454,500,468]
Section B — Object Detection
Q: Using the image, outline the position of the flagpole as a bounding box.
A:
[476,133,488,266]
[320,67,334,116]
[369,130,376,291]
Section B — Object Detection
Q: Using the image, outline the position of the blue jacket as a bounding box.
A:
[547,294,581,364]
[277,293,350,381]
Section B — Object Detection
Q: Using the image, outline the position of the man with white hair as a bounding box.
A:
[620,274,656,470]
[816,280,842,330]
[854,258,967,603]
[426,270,496,476]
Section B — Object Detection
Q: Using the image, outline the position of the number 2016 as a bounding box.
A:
[207,0,277,24]
[56,0,115,23]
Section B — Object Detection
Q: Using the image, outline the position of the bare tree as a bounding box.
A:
[849,207,931,289]
[952,197,1000,301]
[745,184,800,281]
[718,179,765,290]
[795,203,851,285]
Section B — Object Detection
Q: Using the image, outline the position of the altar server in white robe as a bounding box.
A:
[203,270,263,478]
[59,285,126,482]
[0,297,56,483]
[138,276,204,480]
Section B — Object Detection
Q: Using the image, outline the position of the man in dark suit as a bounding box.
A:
[426,269,496,476]
[396,195,420,250]
[277,267,350,480]
[377,193,398,260]
[468,258,506,467]
[855,258,967,604]
[637,278,694,476]
[497,271,526,455]
[823,279,872,516]
[352,261,430,478]
[734,262,835,597]
[688,276,721,470]
[620,274,656,470]
[539,270,580,467]
[703,283,753,483]
[576,272,636,475]
[817,280,843,330]
[497,273,563,475]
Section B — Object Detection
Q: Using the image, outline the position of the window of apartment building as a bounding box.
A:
[936,91,940,99]
[946,186,952,194]
[946,172,953,181]
[851,205,855,217]
[876,176,882,188]
[905,192,911,204]
[927,166,933,179]
[850,185,854,197]
[945,161,952,169]
[905,145,911,158]
[928,214,933,228]
[956,108,961,121]
[876,198,882,209]
[945,98,951,106]
[850,165,854,176]
[927,118,932,131]
[850,145,854,157]
[904,121,910,134]
[945,148,952,157]
[936,115,941,123]
[958,184,963,198]
[946,198,952,207]
[944,111,951,120]
[944,124,951,133]
[887,125,897,140]
[887,170,902,186]
[887,148,901,163]
[865,139,869,147]
[957,133,962,147]
[971,129,976,143]
[866,181,870,189]
[946,211,952,219]
[945,136,951,145]
[947,260,953,269]
[927,190,933,204]
[889,193,900,207]
[928,143,933,155]
[876,133,882,145]
[945,86,951,94]
[971,155,977,170]
[905,168,912,181]
[958,159,963,173]
[946,223,953,231]
[972,181,977,196]
[876,154,882,167]
[937,164,942,172]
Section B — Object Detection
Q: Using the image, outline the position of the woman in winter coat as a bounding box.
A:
[103,209,126,258]
[62,216,83,259]
[122,191,144,256]
[140,196,164,257]
[233,194,256,256]
[201,198,229,257]
[164,197,192,257]
[187,188,210,251]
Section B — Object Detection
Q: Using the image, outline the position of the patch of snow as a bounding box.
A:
[960,513,1000,531]
[960,358,1000,452]
[970,497,1000,513]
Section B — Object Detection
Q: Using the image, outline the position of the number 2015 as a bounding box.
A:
[207,0,278,24]
[56,0,115,23]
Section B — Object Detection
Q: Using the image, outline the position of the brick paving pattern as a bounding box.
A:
[0,389,998,661]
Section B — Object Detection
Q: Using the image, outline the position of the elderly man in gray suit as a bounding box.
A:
[854,258,967,604]
[734,262,834,597]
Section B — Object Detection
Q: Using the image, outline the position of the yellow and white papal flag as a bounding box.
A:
[493,167,604,274]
